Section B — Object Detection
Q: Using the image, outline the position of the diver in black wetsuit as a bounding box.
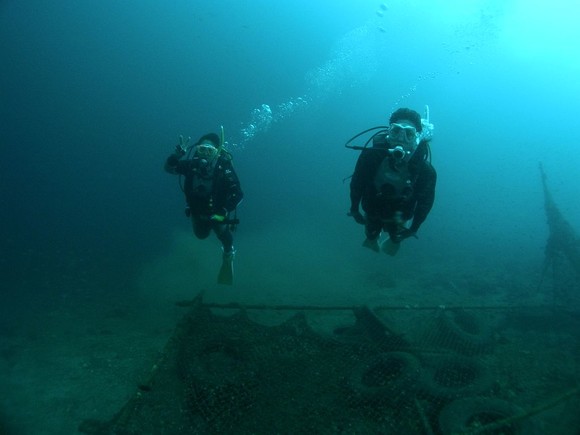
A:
[348,107,436,256]
[165,131,243,284]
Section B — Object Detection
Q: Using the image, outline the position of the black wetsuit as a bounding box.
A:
[350,139,436,240]
[165,151,243,253]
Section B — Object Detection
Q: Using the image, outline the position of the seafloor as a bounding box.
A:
[1,239,579,434]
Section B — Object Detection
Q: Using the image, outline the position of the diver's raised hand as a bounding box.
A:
[175,135,191,156]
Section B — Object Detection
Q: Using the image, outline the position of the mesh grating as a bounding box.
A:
[79,297,580,434]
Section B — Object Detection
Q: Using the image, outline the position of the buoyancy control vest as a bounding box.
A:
[186,155,219,198]
[373,156,414,201]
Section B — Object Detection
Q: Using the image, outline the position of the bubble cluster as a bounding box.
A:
[233,22,379,148]
[239,104,273,145]
[276,96,309,121]
[235,96,311,148]
[306,25,378,99]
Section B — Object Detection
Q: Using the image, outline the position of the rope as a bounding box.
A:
[179,301,565,312]
[460,387,579,435]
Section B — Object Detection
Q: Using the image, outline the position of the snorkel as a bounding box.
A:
[420,105,434,142]
[218,124,233,161]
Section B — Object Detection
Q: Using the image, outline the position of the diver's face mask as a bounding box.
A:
[193,142,219,176]
[194,142,219,160]
[387,123,419,161]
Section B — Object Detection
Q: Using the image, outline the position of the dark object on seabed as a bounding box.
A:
[539,163,580,305]
[435,308,495,355]
[347,351,422,405]
[540,164,580,271]
[352,305,410,349]
[419,355,494,401]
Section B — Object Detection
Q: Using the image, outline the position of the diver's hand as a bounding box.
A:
[175,135,191,156]
[347,209,366,225]
[210,208,227,222]
[391,228,417,243]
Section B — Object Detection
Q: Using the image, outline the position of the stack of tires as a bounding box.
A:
[346,351,422,406]
[345,308,535,433]
[427,309,533,434]
[435,308,494,356]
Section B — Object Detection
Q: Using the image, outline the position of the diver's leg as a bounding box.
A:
[213,222,235,285]
[362,215,381,252]
[381,222,401,256]
[213,223,234,254]
[192,215,212,239]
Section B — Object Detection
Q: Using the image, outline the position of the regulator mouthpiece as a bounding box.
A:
[389,146,406,160]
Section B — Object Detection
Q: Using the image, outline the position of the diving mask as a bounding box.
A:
[195,142,219,160]
[387,123,419,161]
[388,123,419,144]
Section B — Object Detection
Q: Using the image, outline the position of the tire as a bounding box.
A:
[437,309,494,355]
[419,355,493,401]
[438,397,534,435]
[348,351,422,404]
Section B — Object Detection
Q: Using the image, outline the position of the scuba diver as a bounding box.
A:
[347,107,436,256]
[164,129,243,285]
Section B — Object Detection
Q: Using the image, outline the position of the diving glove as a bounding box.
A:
[210,208,227,222]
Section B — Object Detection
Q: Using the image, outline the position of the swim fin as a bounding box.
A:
[381,238,400,256]
[362,238,380,253]
[217,250,235,285]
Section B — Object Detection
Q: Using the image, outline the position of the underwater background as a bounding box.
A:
[2,0,580,433]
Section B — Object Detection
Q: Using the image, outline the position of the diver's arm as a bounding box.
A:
[164,138,188,174]
[410,164,437,232]
[349,152,369,211]
[164,146,190,175]
[349,190,362,213]
[350,149,381,211]
[164,153,181,174]
[222,161,244,212]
